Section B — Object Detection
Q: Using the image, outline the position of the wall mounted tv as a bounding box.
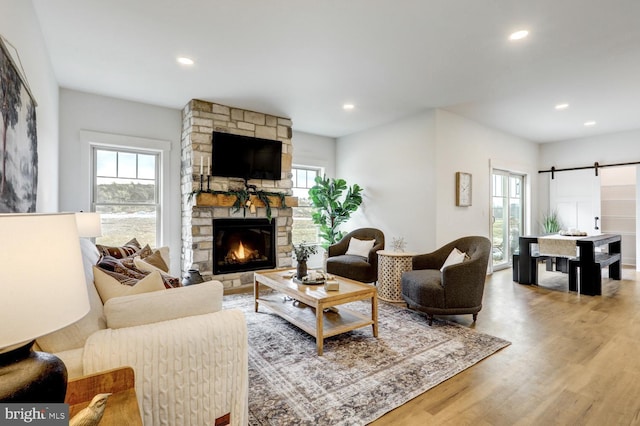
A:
[211,131,282,180]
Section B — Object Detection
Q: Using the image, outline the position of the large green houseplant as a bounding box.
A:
[308,175,363,249]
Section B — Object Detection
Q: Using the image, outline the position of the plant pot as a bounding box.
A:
[182,269,204,286]
[296,261,308,279]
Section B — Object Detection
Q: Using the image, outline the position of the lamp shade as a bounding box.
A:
[75,212,103,238]
[0,213,90,349]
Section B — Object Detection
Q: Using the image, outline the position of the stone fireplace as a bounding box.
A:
[181,99,295,290]
[213,218,276,274]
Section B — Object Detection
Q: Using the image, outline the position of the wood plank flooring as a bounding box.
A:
[371,266,640,425]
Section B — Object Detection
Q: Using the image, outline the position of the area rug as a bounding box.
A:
[223,293,510,426]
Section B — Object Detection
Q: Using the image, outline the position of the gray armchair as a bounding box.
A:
[401,236,491,325]
[326,228,385,283]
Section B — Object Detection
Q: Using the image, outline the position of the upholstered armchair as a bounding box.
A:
[35,239,248,426]
[326,228,385,283]
[401,236,491,325]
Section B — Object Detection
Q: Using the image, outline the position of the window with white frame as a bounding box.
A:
[291,166,321,244]
[92,147,160,247]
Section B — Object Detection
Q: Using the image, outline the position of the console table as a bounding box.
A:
[516,234,621,295]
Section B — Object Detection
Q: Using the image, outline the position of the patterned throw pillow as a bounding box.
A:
[96,238,141,259]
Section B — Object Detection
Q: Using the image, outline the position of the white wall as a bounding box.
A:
[434,110,539,246]
[336,109,539,255]
[337,110,437,253]
[292,130,336,177]
[2,0,60,211]
[58,89,182,272]
[539,128,640,215]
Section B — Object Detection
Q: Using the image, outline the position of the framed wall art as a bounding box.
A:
[456,172,472,207]
[0,35,38,213]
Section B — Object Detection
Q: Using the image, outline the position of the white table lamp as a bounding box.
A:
[0,213,90,402]
[75,211,103,238]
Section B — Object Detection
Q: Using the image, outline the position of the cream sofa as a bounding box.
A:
[36,239,248,426]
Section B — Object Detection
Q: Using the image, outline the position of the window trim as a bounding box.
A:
[80,130,171,246]
[291,165,323,245]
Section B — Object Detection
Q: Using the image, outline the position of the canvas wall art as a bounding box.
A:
[0,36,37,213]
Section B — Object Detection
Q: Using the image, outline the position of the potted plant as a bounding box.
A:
[541,210,561,234]
[293,242,318,279]
[308,175,363,249]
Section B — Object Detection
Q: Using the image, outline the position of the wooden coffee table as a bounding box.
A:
[254,270,378,355]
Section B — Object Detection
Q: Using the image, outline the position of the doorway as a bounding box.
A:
[492,170,525,270]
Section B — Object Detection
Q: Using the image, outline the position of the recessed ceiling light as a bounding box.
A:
[555,103,569,110]
[343,104,355,110]
[584,121,597,127]
[509,30,529,41]
[177,57,194,65]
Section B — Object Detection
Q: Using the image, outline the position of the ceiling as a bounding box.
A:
[32,0,640,142]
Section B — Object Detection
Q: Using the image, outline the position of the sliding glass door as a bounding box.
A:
[492,170,524,270]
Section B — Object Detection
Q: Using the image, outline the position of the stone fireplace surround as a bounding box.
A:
[181,99,295,290]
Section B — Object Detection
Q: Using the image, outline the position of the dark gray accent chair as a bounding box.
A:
[326,228,385,283]
[401,236,491,325]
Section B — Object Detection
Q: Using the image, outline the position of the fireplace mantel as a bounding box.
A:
[195,193,298,208]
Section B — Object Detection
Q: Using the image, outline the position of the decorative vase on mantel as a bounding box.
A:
[296,261,308,280]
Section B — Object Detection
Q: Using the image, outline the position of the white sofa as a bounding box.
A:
[35,239,248,426]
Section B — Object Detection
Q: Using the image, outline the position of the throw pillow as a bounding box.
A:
[96,238,141,259]
[139,249,169,272]
[133,256,181,289]
[97,255,147,280]
[440,248,467,272]
[93,267,166,303]
[345,237,375,258]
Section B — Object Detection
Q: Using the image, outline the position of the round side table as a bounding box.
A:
[377,250,416,302]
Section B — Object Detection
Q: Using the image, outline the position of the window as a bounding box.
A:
[93,147,160,247]
[291,166,321,244]
[491,170,524,270]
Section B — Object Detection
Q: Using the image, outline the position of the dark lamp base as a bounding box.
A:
[0,340,67,403]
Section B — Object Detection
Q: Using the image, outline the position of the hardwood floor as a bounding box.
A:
[371,266,640,425]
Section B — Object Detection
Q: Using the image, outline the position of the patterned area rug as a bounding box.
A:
[224,293,510,426]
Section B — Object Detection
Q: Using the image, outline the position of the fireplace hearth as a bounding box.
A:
[213,218,276,274]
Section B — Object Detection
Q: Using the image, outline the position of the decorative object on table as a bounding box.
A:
[455,172,472,207]
[293,241,318,279]
[0,36,38,213]
[294,269,327,285]
[69,393,111,426]
[391,236,407,252]
[182,268,204,286]
[0,213,89,402]
[324,279,340,291]
[541,209,561,234]
[308,174,363,249]
[559,229,587,236]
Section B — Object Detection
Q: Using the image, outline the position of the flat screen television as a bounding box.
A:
[211,131,282,180]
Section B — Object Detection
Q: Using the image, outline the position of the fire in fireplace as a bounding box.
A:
[213,218,276,274]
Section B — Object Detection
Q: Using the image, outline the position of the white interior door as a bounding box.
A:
[549,169,601,235]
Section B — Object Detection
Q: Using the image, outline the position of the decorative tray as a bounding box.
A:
[293,277,325,285]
